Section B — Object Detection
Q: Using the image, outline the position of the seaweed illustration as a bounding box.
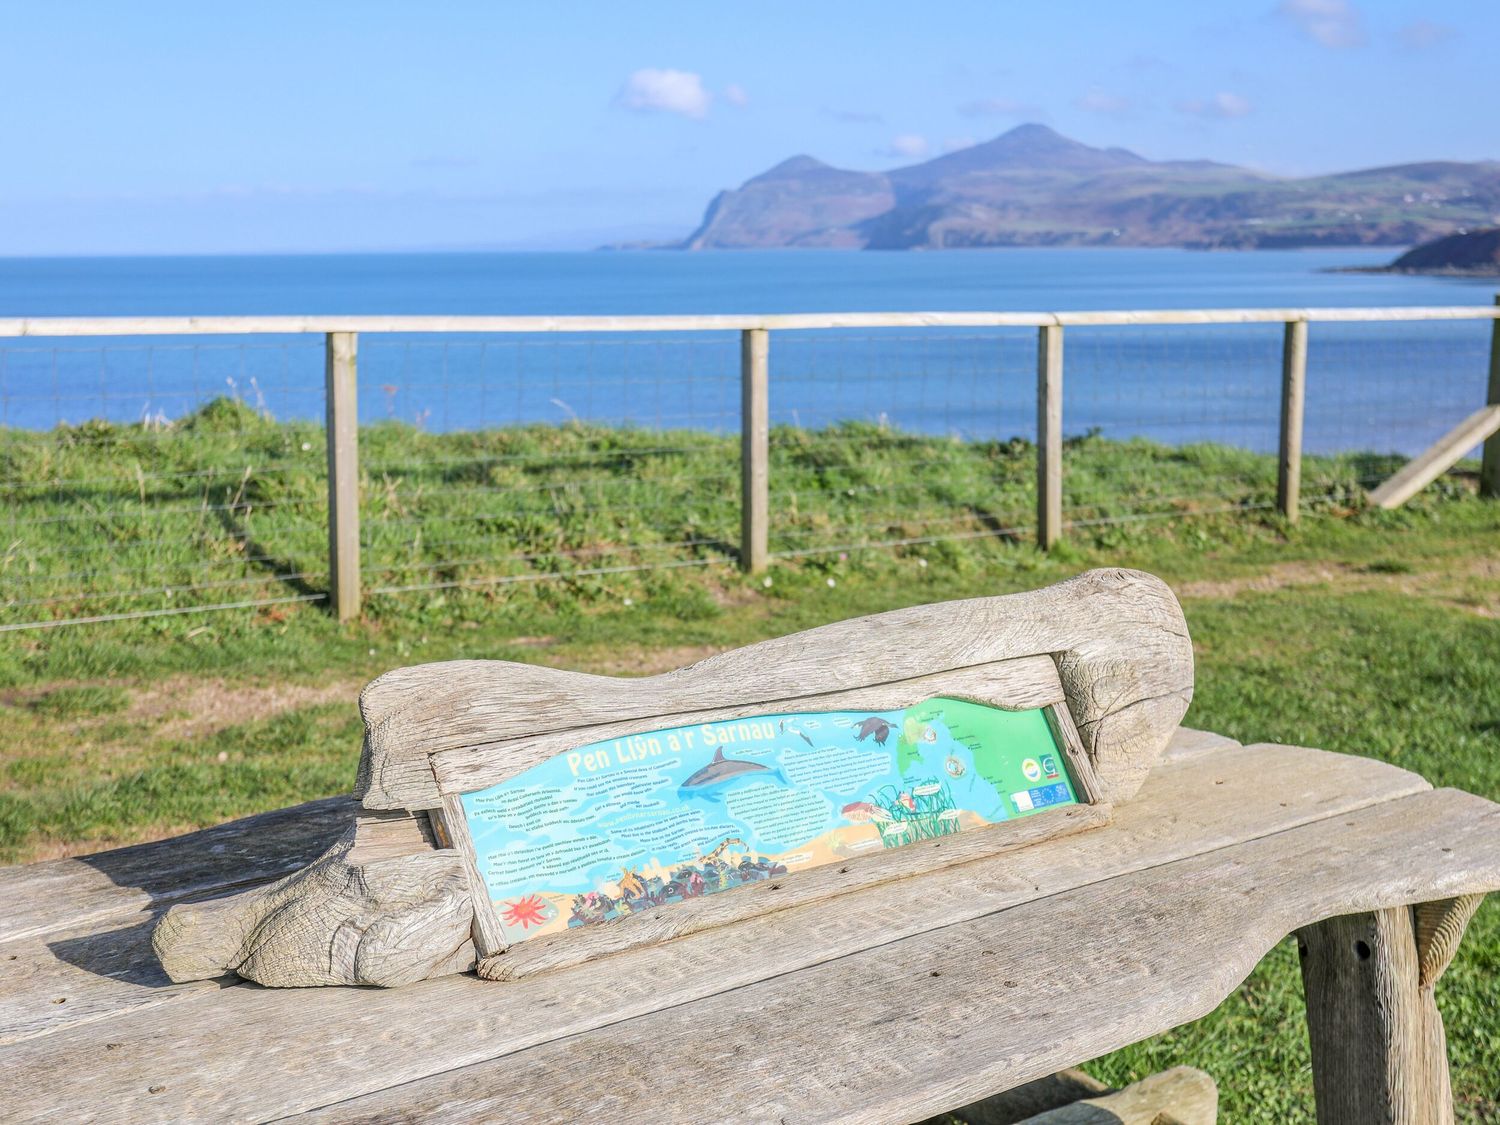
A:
[867,777,961,848]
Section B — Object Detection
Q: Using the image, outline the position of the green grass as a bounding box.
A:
[2,398,1415,634]
[2,405,1498,1118]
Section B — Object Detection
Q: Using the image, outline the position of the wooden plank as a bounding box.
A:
[428,655,1065,798]
[0,742,1434,1121]
[0,920,228,1048]
[1018,1066,1217,1125]
[1036,324,1063,550]
[148,810,468,991]
[1278,319,1307,522]
[2,306,1497,339]
[0,796,355,944]
[1367,403,1500,509]
[740,327,769,573]
[1052,307,1500,326]
[324,331,360,621]
[1298,907,1450,1125]
[439,792,506,957]
[300,788,1500,1125]
[359,568,1193,811]
[1482,294,1500,499]
[938,1069,1108,1125]
[1160,727,1241,762]
[0,725,1207,1047]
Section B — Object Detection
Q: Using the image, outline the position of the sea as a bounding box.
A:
[0,248,1494,454]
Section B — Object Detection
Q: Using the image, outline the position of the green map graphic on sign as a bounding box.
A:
[460,696,1076,946]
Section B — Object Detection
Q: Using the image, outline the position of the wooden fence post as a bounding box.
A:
[1482,294,1500,499]
[1036,323,1063,550]
[325,331,361,621]
[1278,318,1308,522]
[740,327,769,573]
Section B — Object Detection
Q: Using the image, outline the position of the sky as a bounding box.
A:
[1,0,1495,255]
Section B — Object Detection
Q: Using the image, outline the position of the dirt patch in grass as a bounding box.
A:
[128,678,363,740]
[1178,556,1500,613]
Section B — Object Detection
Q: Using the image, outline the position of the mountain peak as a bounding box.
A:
[751,155,835,181]
[891,123,1145,185]
[676,130,1497,251]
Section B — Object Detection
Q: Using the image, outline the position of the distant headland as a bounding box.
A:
[610,124,1500,252]
[1352,227,1500,276]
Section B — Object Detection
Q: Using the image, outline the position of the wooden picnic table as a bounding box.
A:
[0,726,1495,1123]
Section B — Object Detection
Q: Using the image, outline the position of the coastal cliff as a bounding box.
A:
[671,125,1500,251]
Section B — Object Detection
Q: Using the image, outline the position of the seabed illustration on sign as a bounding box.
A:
[459,696,1078,946]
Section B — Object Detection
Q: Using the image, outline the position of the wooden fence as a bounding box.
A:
[3,303,1498,623]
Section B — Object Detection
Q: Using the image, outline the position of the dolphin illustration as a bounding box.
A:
[678,748,788,802]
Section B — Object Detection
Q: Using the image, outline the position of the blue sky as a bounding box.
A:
[2,0,1493,255]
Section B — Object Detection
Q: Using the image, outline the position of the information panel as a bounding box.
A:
[459,695,1076,945]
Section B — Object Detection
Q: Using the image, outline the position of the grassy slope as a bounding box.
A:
[1,412,1497,1119]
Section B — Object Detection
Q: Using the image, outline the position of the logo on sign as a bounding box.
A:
[1021,758,1042,782]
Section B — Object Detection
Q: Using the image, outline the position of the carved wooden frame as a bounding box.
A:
[152,567,1193,989]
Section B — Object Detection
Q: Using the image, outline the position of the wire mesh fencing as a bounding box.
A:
[766,330,1037,560]
[1,309,1495,630]
[354,335,742,600]
[0,339,331,629]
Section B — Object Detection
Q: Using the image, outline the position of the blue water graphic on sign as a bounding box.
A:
[459,696,1076,945]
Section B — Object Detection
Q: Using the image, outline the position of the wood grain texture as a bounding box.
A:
[938,1069,1108,1125]
[1368,403,1500,509]
[0,725,1214,1049]
[1017,1065,1217,1124]
[1482,294,1500,498]
[358,568,1193,810]
[0,795,355,945]
[427,655,1063,798]
[1037,324,1063,549]
[740,326,769,573]
[300,788,1500,1125]
[1413,894,1484,987]
[1,741,1443,1121]
[1159,727,1240,762]
[323,331,360,622]
[1278,318,1308,521]
[1298,908,1451,1125]
[0,920,225,1048]
[151,811,474,988]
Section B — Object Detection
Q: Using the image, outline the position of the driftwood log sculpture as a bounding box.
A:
[153,567,1192,988]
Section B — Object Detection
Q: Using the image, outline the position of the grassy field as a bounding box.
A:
[2,398,1403,631]
[1,409,1497,1119]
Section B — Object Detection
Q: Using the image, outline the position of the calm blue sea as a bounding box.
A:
[0,248,1494,453]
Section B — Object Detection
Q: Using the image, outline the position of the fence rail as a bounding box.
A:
[3,303,1498,630]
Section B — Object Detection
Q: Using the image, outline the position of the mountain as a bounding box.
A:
[1379,227,1500,274]
[674,125,1500,250]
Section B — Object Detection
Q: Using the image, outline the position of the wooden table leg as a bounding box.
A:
[1298,896,1484,1125]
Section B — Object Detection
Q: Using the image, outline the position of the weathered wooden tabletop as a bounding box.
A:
[1,728,1496,1123]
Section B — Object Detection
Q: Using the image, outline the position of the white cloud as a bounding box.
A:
[1276,0,1366,49]
[724,83,749,108]
[1398,20,1456,51]
[943,136,977,153]
[615,69,712,119]
[1073,89,1132,116]
[1176,91,1254,119]
[882,134,930,159]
